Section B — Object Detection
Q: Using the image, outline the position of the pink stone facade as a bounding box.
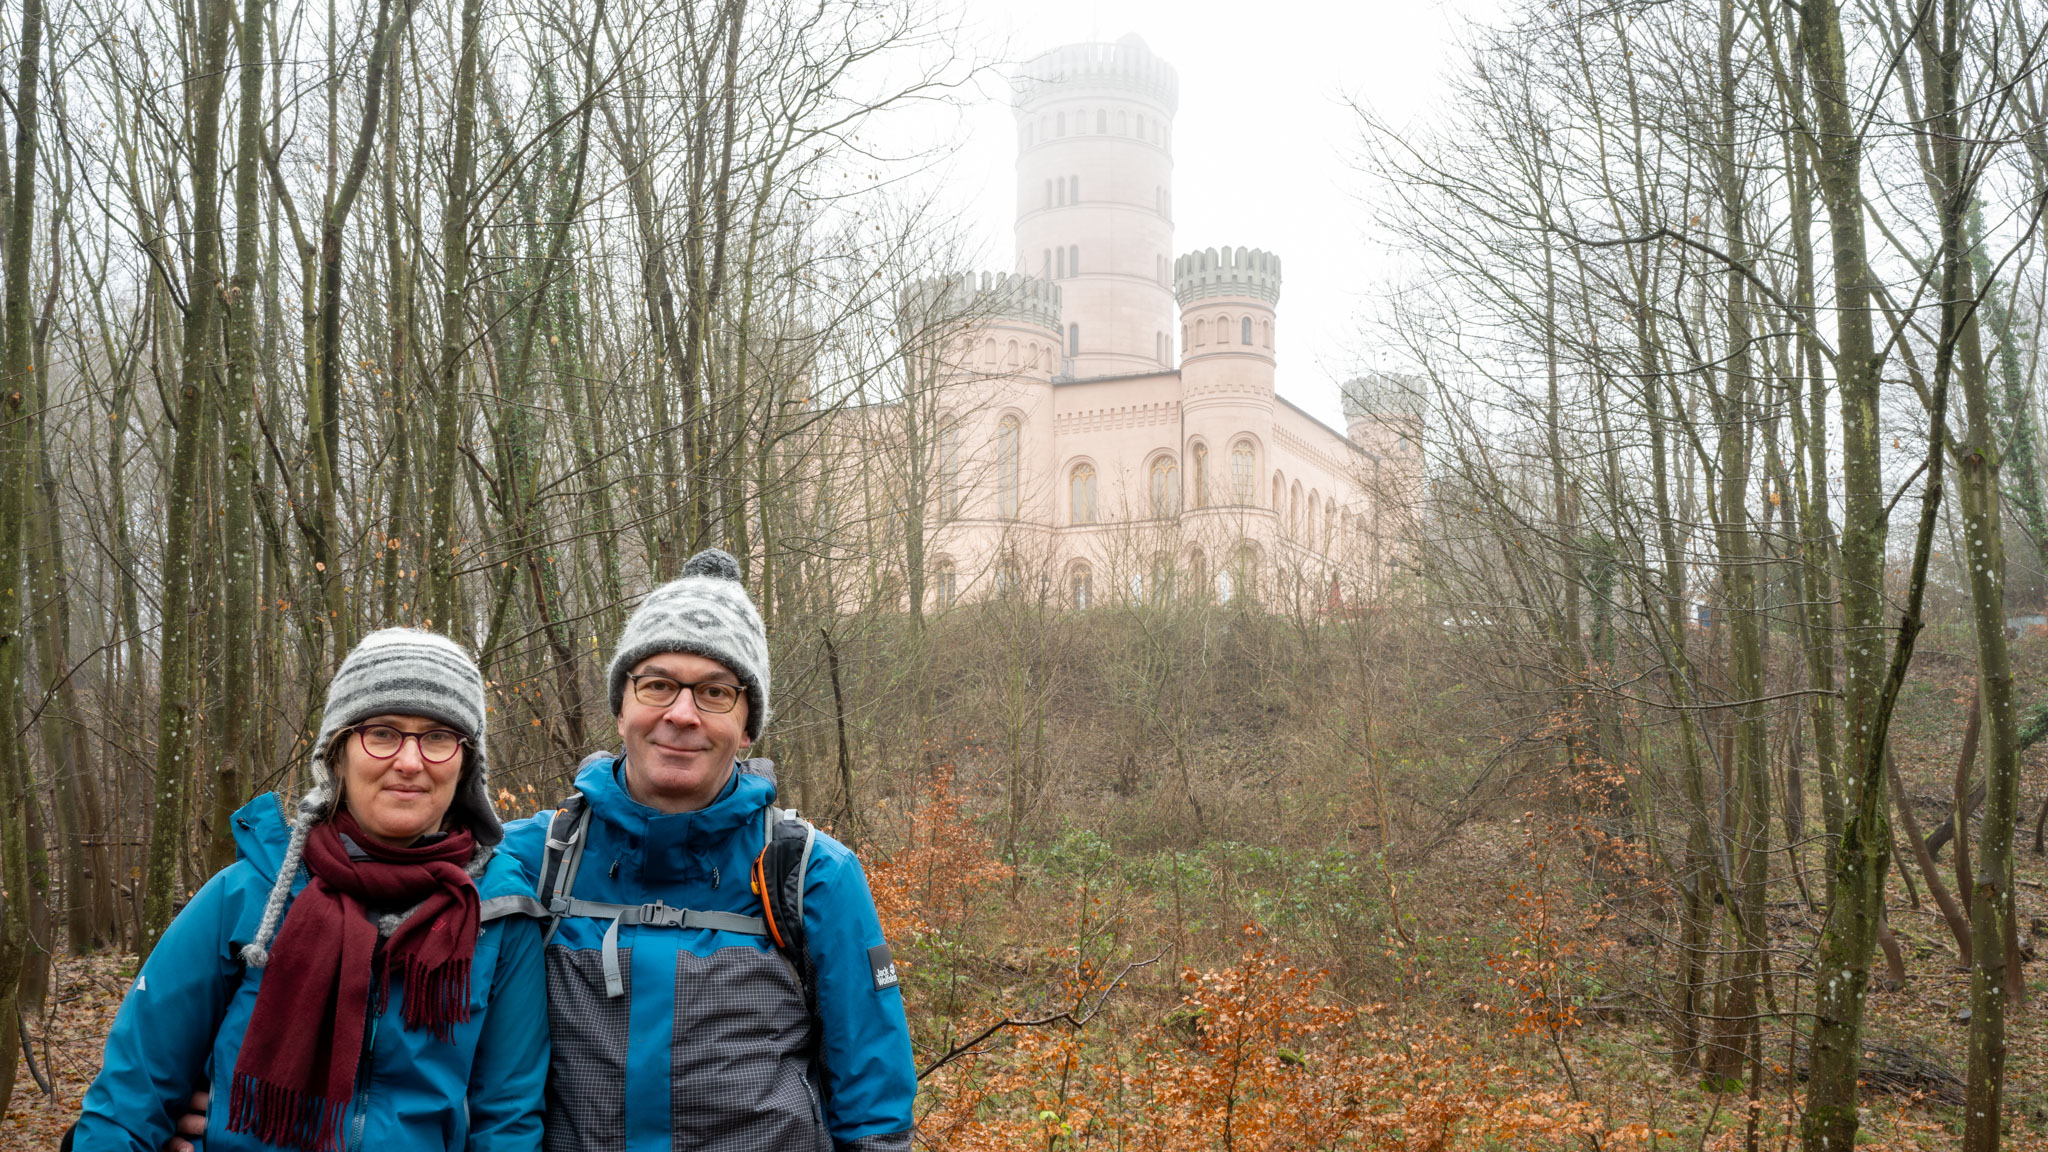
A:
[915,36,1415,610]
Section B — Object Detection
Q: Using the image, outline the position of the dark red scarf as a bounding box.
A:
[227,811,481,1152]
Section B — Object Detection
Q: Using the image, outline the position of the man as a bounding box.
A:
[501,548,914,1152]
[163,550,913,1152]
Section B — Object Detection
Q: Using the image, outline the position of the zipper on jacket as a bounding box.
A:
[344,986,381,1152]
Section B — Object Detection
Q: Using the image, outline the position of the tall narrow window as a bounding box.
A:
[996,415,1021,518]
[1149,455,1179,517]
[1242,317,1253,345]
[1231,442,1255,503]
[1057,179,1066,207]
[1191,443,1209,508]
[1096,109,1107,133]
[940,425,962,518]
[1070,463,1098,525]
[1042,249,1052,276]
[1262,320,1272,348]
[1272,474,1284,517]
[933,560,956,608]
[1056,247,1066,278]
[1325,500,1337,553]
[1305,489,1318,549]
[1071,563,1093,609]
[1067,322,1080,357]
[1045,179,1053,208]
[1069,244,1079,275]
[1069,175,1079,203]
[1189,548,1208,600]
[1057,111,1066,136]
[1118,110,1129,134]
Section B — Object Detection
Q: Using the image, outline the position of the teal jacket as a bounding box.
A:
[71,794,548,1152]
[500,757,914,1152]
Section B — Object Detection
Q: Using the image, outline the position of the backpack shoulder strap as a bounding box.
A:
[536,791,591,944]
[752,805,819,1013]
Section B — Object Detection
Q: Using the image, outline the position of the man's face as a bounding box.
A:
[616,651,752,813]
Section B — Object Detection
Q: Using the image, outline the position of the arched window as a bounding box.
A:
[932,560,957,609]
[1005,339,1018,365]
[996,415,1021,518]
[1216,568,1234,605]
[983,339,996,366]
[1070,562,1093,609]
[1150,455,1179,517]
[1231,442,1255,503]
[1290,483,1303,540]
[1070,463,1098,525]
[1118,110,1129,135]
[1057,111,1066,136]
[1191,442,1209,508]
[1217,314,1230,341]
[1069,175,1079,203]
[1043,248,1052,277]
[1242,317,1253,345]
[1069,244,1079,275]
[1195,320,1207,346]
[1150,553,1174,603]
[1055,247,1065,278]
[1045,179,1053,208]
[1262,320,1272,348]
[1189,548,1208,600]
[1272,473,1284,518]
[1233,543,1259,602]
[1096,109,1107,133]
[1067,322,1080,357]
[1305,489,1318,549]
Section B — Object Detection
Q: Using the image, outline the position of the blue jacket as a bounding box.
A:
[72,794,549,1152]
[500,757,914,1152]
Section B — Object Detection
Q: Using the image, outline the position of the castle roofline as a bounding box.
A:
[1174,246,1282,306]
[899,271,1062,334]
[1015,37,1180,112]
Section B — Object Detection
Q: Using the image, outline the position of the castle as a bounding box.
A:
[902,35,1417,610]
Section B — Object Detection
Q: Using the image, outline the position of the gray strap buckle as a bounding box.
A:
[638,900,684,928]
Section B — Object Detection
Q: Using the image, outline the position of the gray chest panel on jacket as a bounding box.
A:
[543,941,827,1152]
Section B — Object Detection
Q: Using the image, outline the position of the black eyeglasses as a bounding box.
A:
[349,723,469,763]
[625,673,742,713]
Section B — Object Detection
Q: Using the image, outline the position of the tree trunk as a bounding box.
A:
[144,0,231,956]
[427,0,484,630]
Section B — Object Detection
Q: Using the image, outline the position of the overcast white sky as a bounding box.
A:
[910,0,1493,429]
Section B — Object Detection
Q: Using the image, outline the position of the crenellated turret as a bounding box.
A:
[1173,246,1281,306]
[1014,34,1180,112]
[899,271,1063,336]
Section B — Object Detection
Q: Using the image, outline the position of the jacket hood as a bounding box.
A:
[230,793,294,882]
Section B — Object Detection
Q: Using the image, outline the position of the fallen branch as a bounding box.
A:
[918,949,1164,1080]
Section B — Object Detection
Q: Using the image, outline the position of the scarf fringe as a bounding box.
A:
[396,953,471,1042]
[227,1072,350,1152]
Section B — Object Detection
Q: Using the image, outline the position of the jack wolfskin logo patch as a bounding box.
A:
[868,944,898,990]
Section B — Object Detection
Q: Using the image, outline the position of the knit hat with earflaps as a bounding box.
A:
[240,628,498,968]
[606,549,772,741]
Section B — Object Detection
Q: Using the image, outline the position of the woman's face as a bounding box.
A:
[338,713,467,847]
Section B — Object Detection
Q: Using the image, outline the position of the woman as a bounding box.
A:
[72,628,547,1152]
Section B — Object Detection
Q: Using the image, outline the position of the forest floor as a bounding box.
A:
[3,805,2043,1149]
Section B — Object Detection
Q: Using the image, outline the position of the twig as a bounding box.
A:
[917,949,1164,1080]
[18,1011,53,1098]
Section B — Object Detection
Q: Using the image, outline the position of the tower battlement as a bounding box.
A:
[1015,35,1179,112]
[899,271,1063,334]
[1174,247,1282,306]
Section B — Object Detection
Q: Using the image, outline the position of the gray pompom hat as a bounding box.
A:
[606,549,771,741]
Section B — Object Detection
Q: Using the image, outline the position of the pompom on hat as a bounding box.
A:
[606,549,771,741]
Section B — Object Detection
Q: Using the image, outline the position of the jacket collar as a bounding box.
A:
[576,754,779,880]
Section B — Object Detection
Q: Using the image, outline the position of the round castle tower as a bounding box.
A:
[1013,35,1179,379]
[1175,246,1281,508]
